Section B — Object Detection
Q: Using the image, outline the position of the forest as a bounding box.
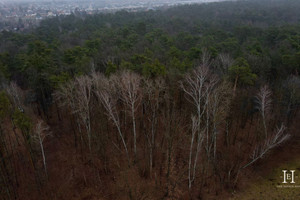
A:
[0,0,300,199]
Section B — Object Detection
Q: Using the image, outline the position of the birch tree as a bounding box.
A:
[5,82,24,111]
[54,80,80,148]
[188,115,201,189]
[143,77,165,177]
[233,87,290,185]
[33,120,51,178]
[114,71,142,161]
[92,73,130,164]
[5,82,24,145]
[216,53,234,75]
[208,82,231,160]
[233,124,290,186]
[255,85,272,138]
[181,65,216,187]
[203,75,219,160]
[242,124,290,169]
[74,76,93,151]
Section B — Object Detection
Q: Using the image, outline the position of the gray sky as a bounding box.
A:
[4,0,147,1]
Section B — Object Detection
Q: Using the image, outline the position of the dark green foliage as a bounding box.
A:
[105,61,118,76]
[13,109,32,142]
[0,0,299,108]
[0,53,11,81]
[0,92,11,120]
[229,57,257,86]
[142,59,166,77]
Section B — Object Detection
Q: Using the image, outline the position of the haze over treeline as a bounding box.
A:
[1,0,227,4]
[2,0,225,2]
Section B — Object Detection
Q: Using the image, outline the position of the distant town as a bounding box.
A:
[0,0,225,31]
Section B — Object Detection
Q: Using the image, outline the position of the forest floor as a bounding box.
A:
[231,119,300,200]
[16,110,300,200]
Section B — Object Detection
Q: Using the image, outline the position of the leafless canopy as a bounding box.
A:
[33,120,52,177]
[92,72,130,163]
[5,81,24,110]
[255,85,272,137]
[255,85,272,117]
[180,65,218,109]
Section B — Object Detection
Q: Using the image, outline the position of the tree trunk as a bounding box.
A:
[132,106,137,162]
[39,138,48,179]
[233,75,239,95]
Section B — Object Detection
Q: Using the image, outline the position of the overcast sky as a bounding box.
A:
[3,0,173,1]
[0,0,228,5]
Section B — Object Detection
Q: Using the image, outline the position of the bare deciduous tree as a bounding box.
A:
[255,85,272,138]
[208,81,231,160]
[92,73,130,164]
[113,71,142,161]
[74,76,93,151]
[143,77,165,177]
[231,124,290,187]
[33,120,51,178]
[203,75,219,160]
[216,53,234,75]
[181,65,217,188]
[5,82,25,145]
[201,48,212,67]
[54,80,82,148]
[188,115,202,189]
[243,124,289,169]
[5,82,24,110]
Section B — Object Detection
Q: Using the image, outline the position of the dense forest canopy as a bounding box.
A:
[0,1,299,91]
[0,0,300,199]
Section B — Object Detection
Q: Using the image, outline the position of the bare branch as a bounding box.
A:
[112,70,142,160]
[5,82,24,111]
[255,85,272,137]
[217,53,234,74]
[32,120,52,178]
[92,72,130,163]
[243,124,290,169]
